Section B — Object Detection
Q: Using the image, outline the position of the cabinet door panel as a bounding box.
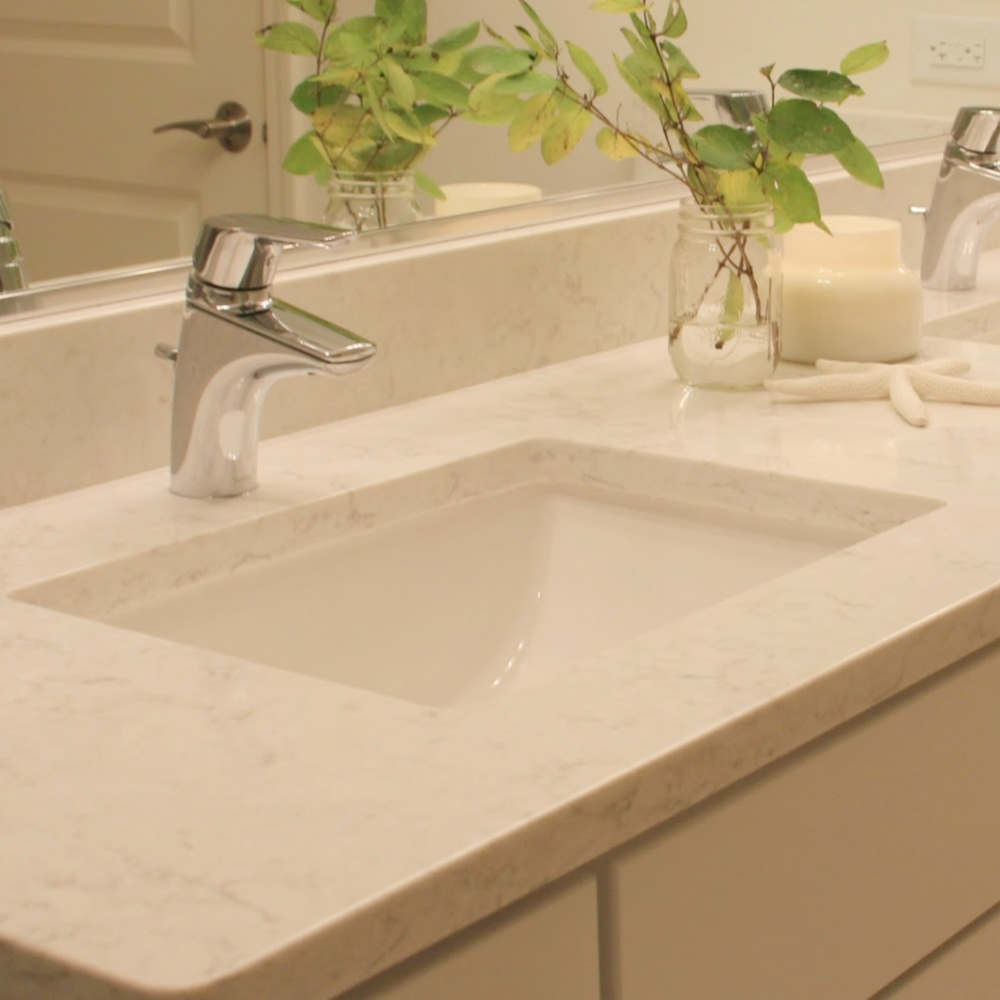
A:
[608,642,1000,1000]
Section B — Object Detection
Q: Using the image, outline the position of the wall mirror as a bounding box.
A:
[1,0,994,318]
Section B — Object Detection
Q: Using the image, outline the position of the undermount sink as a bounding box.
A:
[14,441,938,707]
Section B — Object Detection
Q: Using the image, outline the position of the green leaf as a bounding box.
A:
[493,71,559,95]
[287,0,337,20]
[541,105,593,164]
[257,22,319,57]
[690,125,756,170]
[840,40,889,75]
[435,49,464,79]
[514,26,547,60]
[412,71,469,109]
[629,11,658,49]
[312,104,366,147]
[282,131,328,175]
[383,110,430,145]
[595,126,639,160]
[374,0,426,43]
[760,159,823,226]
[382,58,417,109]
[518,0,558,57]
[614,53,662,115]
[777,69,863,104]
[412,104,451,127]
[833,137,884,188]
[432,20,481,53]
[621,27,661,77]
[415,170,446,199]
[722,271,745,325]
[715,168,766,207]
[375,0,404,22]
[368,140,424,172]
[765,99,854,154]
[402,0,428,42]
[331,16,379,48]
[662,0,687,38]
[509,91,558,150]
[290,79,344,115]
[566,41,609,96]
[659,39,699,80]
[468,72,505,113]
[325,19,380,68]
[591,0,647,11]
[468,45,535,76]
[363,80,394,136]
[465,91,522,124]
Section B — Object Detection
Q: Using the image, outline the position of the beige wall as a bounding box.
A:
[422,0,1000,195]
[682,0,1000,119]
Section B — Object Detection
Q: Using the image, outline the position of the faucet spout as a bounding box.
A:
[919,107,1000,291]
[164,215,376,499]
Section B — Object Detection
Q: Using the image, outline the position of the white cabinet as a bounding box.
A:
[340,875,600,1000]
[605,642,1000,999]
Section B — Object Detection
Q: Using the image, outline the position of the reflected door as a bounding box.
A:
[0,0,272,282]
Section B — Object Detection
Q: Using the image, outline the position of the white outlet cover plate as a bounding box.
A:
[912,14,1000,86]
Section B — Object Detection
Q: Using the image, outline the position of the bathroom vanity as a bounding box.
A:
[4,152,1000,999]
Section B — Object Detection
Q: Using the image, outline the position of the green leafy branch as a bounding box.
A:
[258,0,485,198]
[487,0,888,233]
[476,0,887,343]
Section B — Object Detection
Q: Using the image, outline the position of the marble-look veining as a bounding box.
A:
[6,327,1000,999]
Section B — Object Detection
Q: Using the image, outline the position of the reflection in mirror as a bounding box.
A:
[4,0,996,306]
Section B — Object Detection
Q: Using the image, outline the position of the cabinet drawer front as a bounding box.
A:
[607,642,1000,1000]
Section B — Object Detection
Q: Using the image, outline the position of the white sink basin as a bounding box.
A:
[14,442,937,707]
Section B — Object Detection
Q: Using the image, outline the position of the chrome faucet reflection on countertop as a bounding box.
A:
[916,106,1000,291]
[0,182,28,294]
[158,215,375,499]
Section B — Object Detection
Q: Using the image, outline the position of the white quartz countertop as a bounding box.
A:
[5,332,1000,999]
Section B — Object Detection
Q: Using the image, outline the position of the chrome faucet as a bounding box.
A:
[0,183,28,293]
[158,215,375,499]
[916,106,1000,290]
[689,89,768,132]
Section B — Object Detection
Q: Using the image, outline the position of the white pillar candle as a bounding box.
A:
[781,215,923,364]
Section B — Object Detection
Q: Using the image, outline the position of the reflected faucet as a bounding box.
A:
[158,215,375,499]
[689,89,768,133]
[916,106,1000,290]
[0,183,28,293]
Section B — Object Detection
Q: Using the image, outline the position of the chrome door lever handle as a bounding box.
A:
[153,101,252,153]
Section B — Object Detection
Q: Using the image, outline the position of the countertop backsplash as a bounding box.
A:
[0,144,948,510]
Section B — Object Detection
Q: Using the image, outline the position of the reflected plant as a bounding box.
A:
[257,0,487,218]
[483,0,889,344]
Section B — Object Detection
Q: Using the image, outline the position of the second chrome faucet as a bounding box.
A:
[159,215,375,499]
[917,106,1000,291]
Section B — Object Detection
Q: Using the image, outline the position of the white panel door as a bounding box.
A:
[0,0,271,282]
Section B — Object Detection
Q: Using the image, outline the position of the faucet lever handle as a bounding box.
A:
[950,106,1000,156]
[191,214,354,292]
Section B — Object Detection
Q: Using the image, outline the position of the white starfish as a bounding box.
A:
[764,358,1000,427]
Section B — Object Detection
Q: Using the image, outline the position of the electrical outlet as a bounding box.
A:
[930,39,985,69]
[912,14,1000,85]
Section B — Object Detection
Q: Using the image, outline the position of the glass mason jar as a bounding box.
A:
[323,171,421,233]
[668,200,781,389]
